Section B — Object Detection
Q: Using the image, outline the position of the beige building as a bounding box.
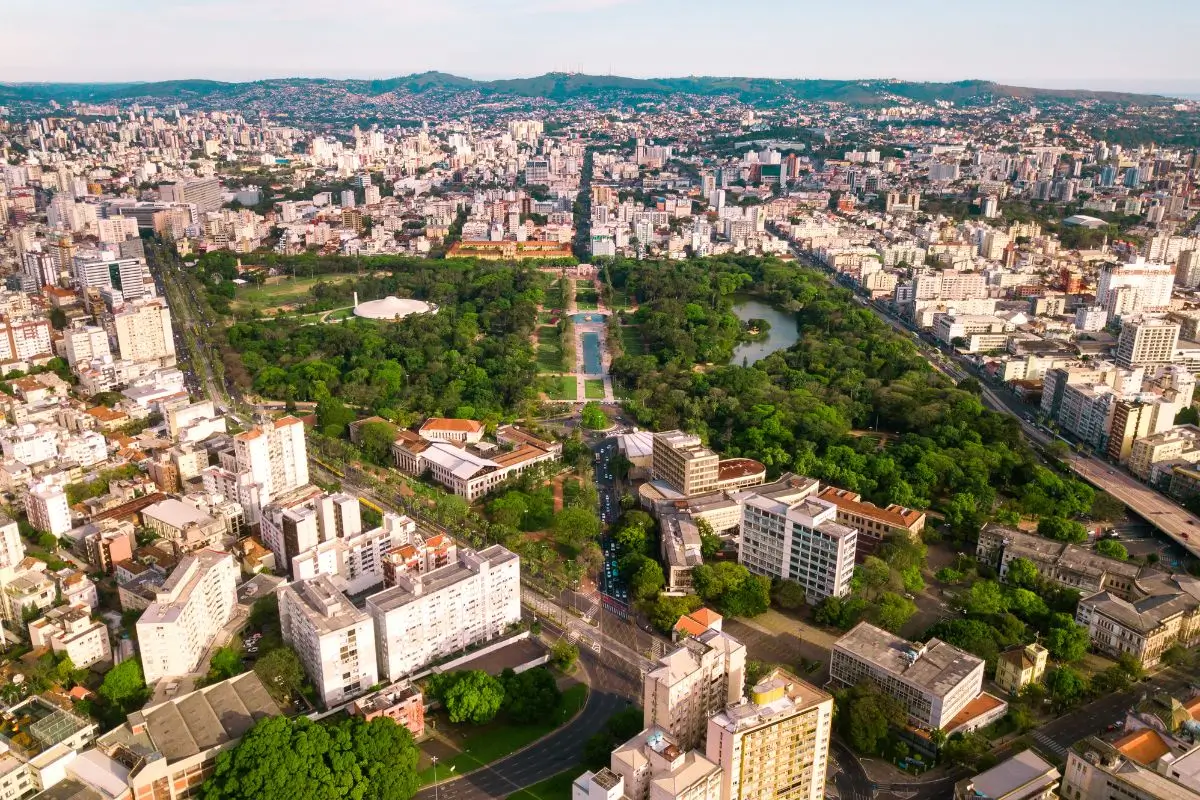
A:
[977,523,1146,601]
[994,643,1049,696]
[609,727,723,800]
[1115,318,1180,369]
[705,669,833,800]
[1129,424,1200,481]
[954,750,1060,800]
[816,485,924,559]
[1075,574,1200,667]
[1062,735,1200,800]
[114,298,176,366]
[649,432,763,497]
[643,627,747,750]
[27,603,111,667]
[141,498,227,552]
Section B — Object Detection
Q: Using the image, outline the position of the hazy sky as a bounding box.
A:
[3,0,1198,92]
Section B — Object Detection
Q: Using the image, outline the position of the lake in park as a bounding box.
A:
[730,297,799,364]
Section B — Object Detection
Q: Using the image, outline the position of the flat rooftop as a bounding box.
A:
[958,750,1059,800]
[834,621,983,698]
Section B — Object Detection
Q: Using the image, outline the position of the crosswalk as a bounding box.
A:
[1031,730,1067,757]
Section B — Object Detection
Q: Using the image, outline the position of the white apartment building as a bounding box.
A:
[1,425,58,466]
[738,491,857,603]
[643,628,747,750]
[368,545,520,681]
[114,299,176,366]
[279,574,378,708]
[608,727,723,800]
[0,318,53,364]
[25,482,71,537]
[1097,258,1174,318]
[1115,318,1180,369]
[136,550,238,684]
[830,622,995,732]
[165,399,227,443]
[706,671,834,800]
[74,254,146,300]
[1074,306,1108,332]
[290,510,418,596]
[227,416,309,522]
[0,516,24,574]
[28,603,111,667]
[932,313,1014,353]
[61,325,111,367]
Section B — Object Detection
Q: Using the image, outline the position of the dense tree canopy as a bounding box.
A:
[202,715,420,800]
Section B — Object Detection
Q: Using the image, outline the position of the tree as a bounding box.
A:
[641,594,703,633]
[1038,516,1088,544]
[1116,652,1146,680]
[316,396,356,438]
[963,580,1007,616]
[435,494,469,525]
[900,565,924,594]
[692,562,770,617]
[553,507,601,551]
[98,659,149,716]
[580,402,609,430]
[629,558,666,602]
[771,580,807,610]
[1046,623,1090,663]
[442,670,505,724]
[941,732,992,770]
[935,567,965,585]
[1162,643,1197,669]
[201,714,420,800]
[1096,539,1129,561]
[1090,491,1127,521]
[873,592,916,633]
[1005,557,1039,589]
[698,519,723,559]
[1175,405,1200,426]
[208,646,245,683]
[858,556,892,592]
[836,681,906,755]
[254,647,305,702]
[1046,666,1088,711]
[500,668,561,724]
[550,640,579,672]
[358,421,398,466]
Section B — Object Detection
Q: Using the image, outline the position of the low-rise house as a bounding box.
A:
[28,604,111,668]
[994,643,1049,695]
[348,680,425,738]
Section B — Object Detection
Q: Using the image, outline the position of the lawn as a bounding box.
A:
[575,288,599,311]
[505,768,581,800]
[543,376,578,401]
[537,327,564,372]
[325,306,357,321]
[619,325,646,355]
[232,274,352,310]
[418,684,588,785]
[584,379,605,399]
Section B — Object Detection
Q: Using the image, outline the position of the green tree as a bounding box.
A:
[935,567,965,585]
[698,519,723,559]
[900,565,924,594]
[553,507,602,551]
[629,558,666,602]
[500,668,561,724]
[580,402,610,430]
[1038,516,1088,544]
[1046,666,1088,711]
[549,640,579,672]
[858,557,892,592]
[316,396,357,438]
[442,670,505,724]
[359,421,398,466]
[873,592,916,633]
[1046,623,1090,663]
[208,646,245,682]
[98,659,149,715]
[1096,539,1129,561]
[692,562,770,617]
[202,714,420,800]
[1005,557,1039,589]
[963,580,1007,616]
[836,681,906,755]
[771,580,807,610]
[254,647,305,702]
[1090,492,1126,521]
[641,594,703,633]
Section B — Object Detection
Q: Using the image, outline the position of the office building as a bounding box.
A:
[136,550,238,684]
[738,489,856,603]
[158,177,222,213]
[953,750,1060,800]
[392,425,561,502]
[830,622,1002,733]
[368,544,520,681]
[114,299,176,366]
[27,603,111,667]
[25,482,71,537]
[279,574,378,708]
[651,431,766,498]
[1075,574,1200,667]
[706,669,833,800]
[1115,318,1180,369]
[643,626,746,750]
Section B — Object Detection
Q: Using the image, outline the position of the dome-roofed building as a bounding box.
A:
[353,296,436,321]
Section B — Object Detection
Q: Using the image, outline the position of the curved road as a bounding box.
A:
[416,645,638,800]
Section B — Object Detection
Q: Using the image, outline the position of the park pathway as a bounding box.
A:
[571,276,616,404]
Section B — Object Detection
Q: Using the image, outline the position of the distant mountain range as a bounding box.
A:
[0,73,1175,107]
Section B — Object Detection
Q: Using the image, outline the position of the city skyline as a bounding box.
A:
[3,0,1198,93]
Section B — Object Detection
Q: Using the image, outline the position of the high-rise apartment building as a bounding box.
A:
[158,177,222,214]
[368,544,520,681]
[279,574,378,708]
[738,489,857,603]
[73,254,146,301]
[706,669,834,800]
[643,626,747,750]
[1115,318,1180,369]
[0,515,24,575]
[228,415,309,522]
[136,550,238,684]
[25,482,71,537]
[62,324,112,367]
[114,299,176,366]
[1097,258,1175,317]
[608,727,723,800]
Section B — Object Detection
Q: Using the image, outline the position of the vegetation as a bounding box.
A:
[96,659,150,727]
[834,681,906,756]
[202,715,419,800]
[426,670,506,724]
[580,401,609,430]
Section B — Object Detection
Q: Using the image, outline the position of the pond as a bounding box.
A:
[572,312,607,324]
[581,332,603,375]
[730,297,800,364]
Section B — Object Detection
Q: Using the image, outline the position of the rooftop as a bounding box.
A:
[834,621,984,698]
[957,750,1059,800]
[708,668,831,734]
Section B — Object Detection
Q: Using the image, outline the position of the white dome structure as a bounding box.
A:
[353,296,436,321]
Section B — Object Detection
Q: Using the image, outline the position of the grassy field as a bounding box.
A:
[575,288,599,311]
[325,306,357,321]
[619,325,646,355]
[584,379,605,399]
[418,685,587,785]
[505,768,580,800]
[232,274,352,309]
[537,327,564,372]
[608,289,633,310]
[542,376,578,401]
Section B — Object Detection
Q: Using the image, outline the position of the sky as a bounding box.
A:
[3,0,1198,93]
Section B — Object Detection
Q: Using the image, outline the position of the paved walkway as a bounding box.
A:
[570,277,616,404]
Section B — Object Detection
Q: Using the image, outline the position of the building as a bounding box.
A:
[136,550,238,684]
[28,603,111,667]
[61,325,111,367]
[705,669,833,800]
[368,544,520,681]
[222,416,310,522]
[650,431,766,498]
[1115,318,1180,369]
[815,487,925,559]
[392,426,560,502]
[1097,258,1175,317]
[1129,425,1200,481]
[977,523,1146,600]
[994,643,1049,695]
[279,575,378,708]
[92,672,280,800]
[1062,734,1200,800]
[1075,574,1200,667]
[25,482,71,537]
[932,313,1014,352]
[953,750,1060,800]
[0,515,25,574]
[113,299,175,366]
[830,622,1001,733]
[348,679,425,738]
[573,768,627,800]
[158,177,221,213]
[643,627,746,750]
[141,498,227,552]
[607,727,723,800]
[738,489,856,603]
[73,254,146,301]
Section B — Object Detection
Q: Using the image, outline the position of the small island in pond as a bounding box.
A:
[741,317,772,342]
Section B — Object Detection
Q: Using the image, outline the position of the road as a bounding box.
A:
[415,646,634,800]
